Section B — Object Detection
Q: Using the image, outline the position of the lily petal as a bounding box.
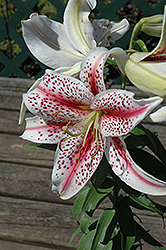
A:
[105,136,166,195]
[92,18,130,46]
[52,130,105,199]
[23,70,93,122]
[80,47,108,95]
[19,77,43,125]
[64,0,96,54]
[20,116,64,144]
[125,52,166,97]
[22,13,83,69]
[80,47,127,95]
[91,89,163,136]
[148,106,166,122]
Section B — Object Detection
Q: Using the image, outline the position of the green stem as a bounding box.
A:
[129,19,144,50]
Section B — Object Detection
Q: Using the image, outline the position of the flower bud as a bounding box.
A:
[140,15,163,37]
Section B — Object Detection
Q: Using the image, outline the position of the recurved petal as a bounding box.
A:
[20,116,64,144]
[141,5,166,62]
[92,18,130,46]
[91,89,163,137]
[52,130,105,199]
[64,0,96,54]
[22,13,83,69]
[19,77,42,125]
[105,136,166,195]
[80,47,108,95]
[23,70,93,123]
[148,106,166,122]
[80,47,127,95]
[125,52,166,97]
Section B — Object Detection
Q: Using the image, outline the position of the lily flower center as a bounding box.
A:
[52,109,104,159]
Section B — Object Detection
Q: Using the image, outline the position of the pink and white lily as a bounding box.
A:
[22,0,129,76]
[21,47,166,199]
[125,5,166,97]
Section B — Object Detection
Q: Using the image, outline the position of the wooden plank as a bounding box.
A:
[0,77,34,97]
[0,240,72,250]
[1,160,166,208]
[0,197,165,249]
[0,109,25,134]
[0,197,80,249]
[0,133,54,167]
[0,162,75,204]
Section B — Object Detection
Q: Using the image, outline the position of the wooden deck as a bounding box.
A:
[0,77,166,250]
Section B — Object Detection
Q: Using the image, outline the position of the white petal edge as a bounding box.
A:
[63,0,96,54]
[105,136,166,195]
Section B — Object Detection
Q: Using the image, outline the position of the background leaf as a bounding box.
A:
[91,209,115,250]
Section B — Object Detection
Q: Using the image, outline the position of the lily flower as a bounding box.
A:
[125,5,166,97]
[22,0,129,76]
[19,0,129,125]
[21,47,166,199]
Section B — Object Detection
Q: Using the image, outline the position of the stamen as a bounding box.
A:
[59,136,72,150]
[78,146,84,160]
[62,112,97,137]
[50,110,62,122]
[91,144,100,157]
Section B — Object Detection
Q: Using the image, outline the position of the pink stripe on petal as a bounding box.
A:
[80,47,108,95]
[52,130,105,199]
[23,88,89,123]
[21,116,64,143]
[42,71,94,106]
[105,137,166,195]
[92,90,162,136]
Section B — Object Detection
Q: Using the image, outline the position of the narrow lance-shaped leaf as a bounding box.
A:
[80,183,114,233]
[91,209,116,250]
[135,221,166,250]
[115,198,135,237]
[73,186,90,221]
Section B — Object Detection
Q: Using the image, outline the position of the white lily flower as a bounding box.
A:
[19,0,129,125]
[22,0,130,76]
[125,5,166,97]
[21,47,166,199]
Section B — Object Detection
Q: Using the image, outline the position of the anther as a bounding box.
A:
[77,146,84,160]
[59,138,66,150]
[62,121,72,133]
[91,144,100,157]
[50,110,62,122]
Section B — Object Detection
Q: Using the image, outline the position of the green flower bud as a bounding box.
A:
[140,14,163,37]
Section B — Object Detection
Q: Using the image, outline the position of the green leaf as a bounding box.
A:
[135,221,166,250]
[69,226,82,244]
[77,220,98,250]
[130,126,148,136]
[124,236,136,250]
[115,199,135,237]
[91,209,116,250]
[77,228,96,250]
[125,194,165,225]
[134,39,148,52]
[112,232,122,250]
[91,155,110,189]
[135,124,166,166]
[73,186,90,221]
[80,183,114,233]
[129,148,166,182]
[97,178,115,194]
[24,142,57,151]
